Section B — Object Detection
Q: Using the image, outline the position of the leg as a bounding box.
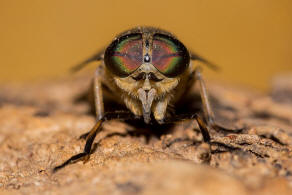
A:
[53,111,135,173]
[164,113,211,143]
[194,67,214,125]
[79,110,137,140]
[194,67,243,133]
[192,114,211,142]
[53,119,103,173]
[78,67,105,140]
[162,113,211,163]
[94,66,104,120]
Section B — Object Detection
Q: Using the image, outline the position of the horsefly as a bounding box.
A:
[53,26,230,172]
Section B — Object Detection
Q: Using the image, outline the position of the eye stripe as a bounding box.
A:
[153,53,181,61]
[112,51,142,61]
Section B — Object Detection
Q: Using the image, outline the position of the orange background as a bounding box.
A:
[0,0,291,91]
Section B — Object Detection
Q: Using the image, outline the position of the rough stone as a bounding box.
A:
[0,73,292,195]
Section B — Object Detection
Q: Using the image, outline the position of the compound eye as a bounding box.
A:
[152,34,190,77]
[104,33,143,77]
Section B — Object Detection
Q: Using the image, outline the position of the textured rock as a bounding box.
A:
[0,73,292,195]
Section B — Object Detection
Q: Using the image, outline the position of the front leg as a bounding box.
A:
[194,67,243,133]
[194,67,214,125]
[79,67,106,140]
[53,67,105,172]
[53,119,103,172]
[53,111,135,172]
[94,66,105,120]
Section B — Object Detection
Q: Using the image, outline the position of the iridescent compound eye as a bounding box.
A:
[152,34,190,77]
[104,33,143,77]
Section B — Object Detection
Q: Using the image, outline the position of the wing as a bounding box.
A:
[70,48,105,73]
[190,51,220,71]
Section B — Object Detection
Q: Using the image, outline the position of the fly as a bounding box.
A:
[53,26,230,172]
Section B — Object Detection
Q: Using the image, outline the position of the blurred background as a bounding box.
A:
[0,0,291,91]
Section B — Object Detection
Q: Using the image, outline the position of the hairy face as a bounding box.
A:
[112,63,181,123]
[103,27,190,122]
[113,63,179,99]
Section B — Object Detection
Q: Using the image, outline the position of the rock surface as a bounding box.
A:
[0,73,292,195]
